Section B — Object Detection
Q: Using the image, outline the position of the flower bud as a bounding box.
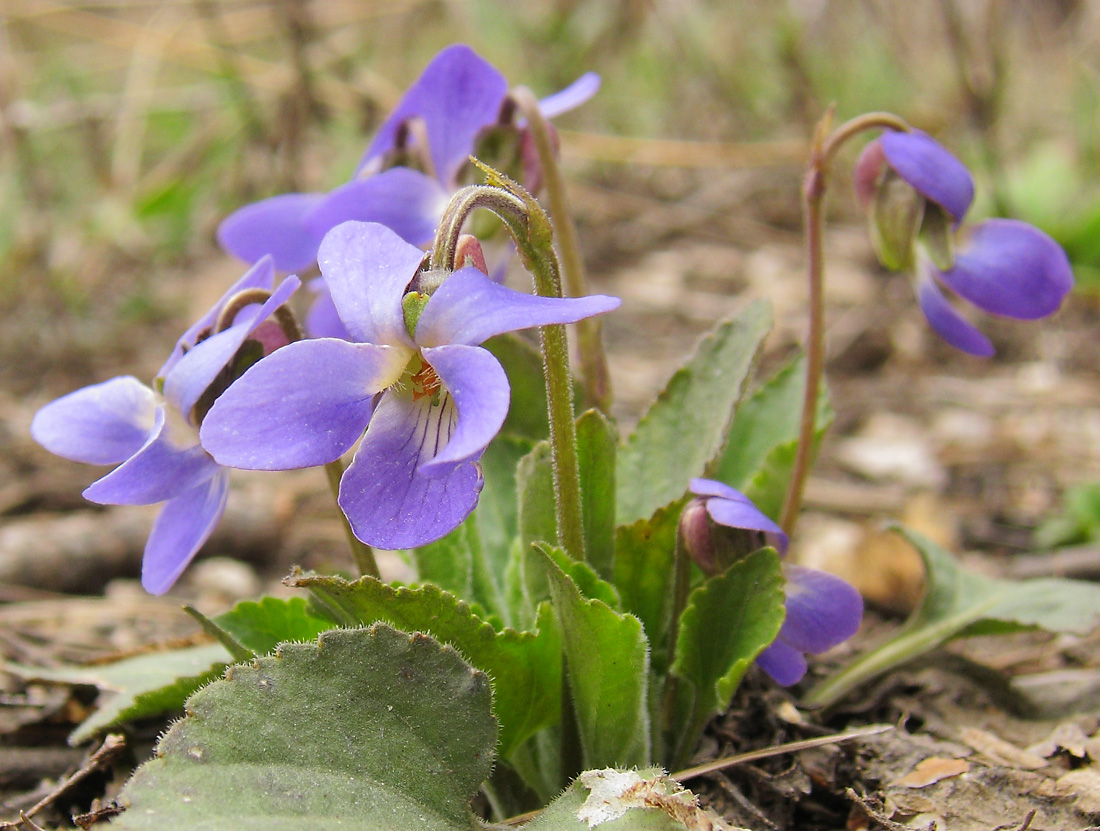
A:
[679,498,771,577]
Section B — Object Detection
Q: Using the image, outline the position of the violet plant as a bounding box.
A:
[22,46,1100,831]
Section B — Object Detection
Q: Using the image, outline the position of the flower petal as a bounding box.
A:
[419,344,509,470]
[141,471,229,595]
[537,72,601,118]
[778,565,863,654]
[304,278,352,340]
[691,479,790,556]
[356,44,509,186]
[31,376,157,465]
[303,168,449,248]
[163,275,301,422]
[200,339,405,470]
[934,219,1074,320]
[339,390,483,549]
[916,272,995,357]
[880,130,974,224]
[756,640,808,686]
[317,221,423,348]
[84,407,218,505]
[415,267,621,347]
[216,193,326,273]
[158,257,276,381]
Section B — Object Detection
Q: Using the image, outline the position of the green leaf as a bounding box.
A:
[617,301,771,526]
[6,644,229,745]
[521,768,714,831]
[212,596,336,655]
[806,527,1100,709]
[714,354,832,520]
[288,573,560,759]
[537,545,650,770]
[518,440,557,551]
[667,548,785,765]
[483,333,555,439]
[112,626,496,831]
[612,501,685,675]
[577,409,618,581]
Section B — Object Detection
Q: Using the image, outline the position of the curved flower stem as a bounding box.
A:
[433,176,587,562]
[510,86,613,415]
[779,110,910,535]
[324,459,380,579]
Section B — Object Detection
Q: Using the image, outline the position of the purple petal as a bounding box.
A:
[419,345,509,470]
[690,479,789,556]
[880,130,974,224]
[158,257,276,381]
[916,272,995,357]
[163,275,301,422]
[317,221,423,348]
[934,219,1074,319]
[356,44,509,186]
[304,279,352,340]
[756,640,807,686]
[537,72,601,118]
[83,407,218,505]
[304,168,449,248]
[200,339,407,470]
[142,471,229,595]
[31,376,157,465]
[216,193,327,273]
[415,267,620,347]
[777,565,863,654]
[339,390,483,549]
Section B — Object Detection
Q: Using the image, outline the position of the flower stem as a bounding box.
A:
[433,175,587,562]
[510,86,613,415]
[779,110,911,535]
[324,459,380,579]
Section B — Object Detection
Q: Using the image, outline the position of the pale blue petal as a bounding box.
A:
[415,266,620,347]
[200,339,405,470]
[31,376,157,465]
[419,344,509,470]
[317,221,422,348]
[141,471,229,595]
[163,275,301,422]
[537,72,601,118]
[880,130,974,223]
[338,390,483,550]
[304,168,448,248]
[917,272,995,357]
[935,219,1074,319]
[756,640,807,686]
[217,193,326,272]
[778,565,863,654]
[83,407,218,505]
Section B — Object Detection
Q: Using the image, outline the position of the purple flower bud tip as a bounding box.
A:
[201,221,620,550]
[688,479,862,685]
[216,44,599,278]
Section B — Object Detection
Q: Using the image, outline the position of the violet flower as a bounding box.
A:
[686,479,863,686]
[854,130,1073,357]
[217,44,599,275]
[30,258,299,594]
[200,221,619,550]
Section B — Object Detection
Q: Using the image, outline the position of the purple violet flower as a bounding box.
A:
[216,44,599,274]
[854,130,1073,357]
[30,258,300,594]
[200,221,620,550]
[687,479,863,686]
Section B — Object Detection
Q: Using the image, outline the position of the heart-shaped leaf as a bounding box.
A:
[111,625,496,830]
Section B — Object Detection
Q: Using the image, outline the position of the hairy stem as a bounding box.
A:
[779,110,910,535]
[511,86,613,414]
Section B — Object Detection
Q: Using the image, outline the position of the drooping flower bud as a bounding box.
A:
[679,496,773,577]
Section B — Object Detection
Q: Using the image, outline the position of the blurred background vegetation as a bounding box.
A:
[2,0,1098,390]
